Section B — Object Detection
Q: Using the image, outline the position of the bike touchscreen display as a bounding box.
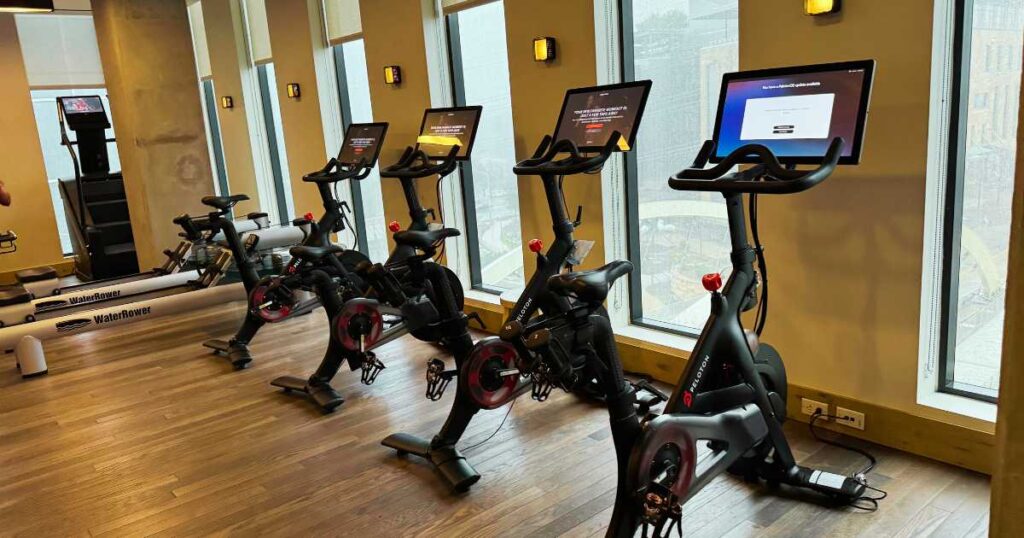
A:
[712,60,874,164]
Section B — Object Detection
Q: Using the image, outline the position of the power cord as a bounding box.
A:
[462,397,517,453]
[809,410,888,511]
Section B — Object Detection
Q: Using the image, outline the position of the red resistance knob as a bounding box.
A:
[388,221,401,232]
[304,212,315,222]
[528,238,544,253]
[702,273,722,292]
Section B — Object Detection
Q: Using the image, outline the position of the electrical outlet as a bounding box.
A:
[801,398,829,417]
[836,406,865,430]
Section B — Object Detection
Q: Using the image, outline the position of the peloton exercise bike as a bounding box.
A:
[269,107,482,412]
[382,82,667,492]
[563,61,878,537]
[203,123,390,368]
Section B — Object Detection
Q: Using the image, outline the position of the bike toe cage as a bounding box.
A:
[460,338,522,410]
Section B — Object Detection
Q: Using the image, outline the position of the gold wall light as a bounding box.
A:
[286,83,301,99]
[220,96,234,109]
[533,37,556,62]
[384,66,402,85]
[804,0,841,16]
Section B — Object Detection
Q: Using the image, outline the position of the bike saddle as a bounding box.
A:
[16,266,58,283]
[547,260,633,304]
[289,244,345,263]
[0,286,31,307]
[393,228,460,250]
[201,194,250,211]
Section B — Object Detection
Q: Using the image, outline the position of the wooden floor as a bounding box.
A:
[0,301,991,537]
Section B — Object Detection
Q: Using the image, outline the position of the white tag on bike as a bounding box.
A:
[568,240,595,266]
[809,470,846,490]
[428,222,445,231]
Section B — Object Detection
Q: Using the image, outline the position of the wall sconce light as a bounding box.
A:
[286,83,301,99]
[533,37,556,62]
[804,0,840,16]
[384,66,402,85]
[220,96,234,109]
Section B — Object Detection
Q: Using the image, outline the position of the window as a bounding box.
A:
[16,12,109,256]
[936,0,1023,402]
[333,39,389,262]
[186,0,230,199]
[620,0,738,335]
[446,1,524,292]
[29,89,119,255]
[255,62,295,223]
[201,79,232,198]
[241,0,293,224]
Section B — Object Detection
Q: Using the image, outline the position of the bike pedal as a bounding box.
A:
[424,358,455,401]
[532,378,555,402]
[360,352,386,385]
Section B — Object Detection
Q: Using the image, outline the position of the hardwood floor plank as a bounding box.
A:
[0,301,992,537]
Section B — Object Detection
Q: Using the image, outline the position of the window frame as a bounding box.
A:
[255,63,293,225]
[444,7,503,295]
[201,79,232,202]
[936,0,1007,404]
[618,0,711,339]
[331,42,373,256]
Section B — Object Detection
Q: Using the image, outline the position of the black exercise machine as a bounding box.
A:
[203,123,390,368]
[569,61,879,537]
[269,107,483,411]
[381,82,662,492]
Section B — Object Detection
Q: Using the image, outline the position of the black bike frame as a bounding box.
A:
[506,174,576,325]
[664,190,796,471]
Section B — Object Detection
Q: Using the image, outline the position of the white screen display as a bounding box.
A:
[739,93,835,141]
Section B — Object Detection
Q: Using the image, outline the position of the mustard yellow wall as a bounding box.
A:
[360,0,441,247]
[201,0,262,216]
[991,47,1024,537]
[92,0,215,270]
[264,0,329,218]
[504,0,602,270]
[739,0,991,433]
[0,14,67,276]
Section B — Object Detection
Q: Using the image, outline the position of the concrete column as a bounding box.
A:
[503,0,600,269]
[92,0,215,270]
[200,0,263,217]
[360,0,439,251]
[0,14,66,277]
[990,49,1024,538]
[264,0,338,218]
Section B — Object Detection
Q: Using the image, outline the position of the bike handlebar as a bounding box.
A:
[380,144,460,179]
[512,130,622,176]
[668,137,844,195]
[302,157,375,184]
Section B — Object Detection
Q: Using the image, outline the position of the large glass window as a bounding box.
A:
[939,0,1023,402]
[333,39,389,262]
[621,0,738,334]
[29,89,119,255]
[255,62,295,223]
[446,1,524,292]
[201,79,231,198]
[241,0,293,224]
